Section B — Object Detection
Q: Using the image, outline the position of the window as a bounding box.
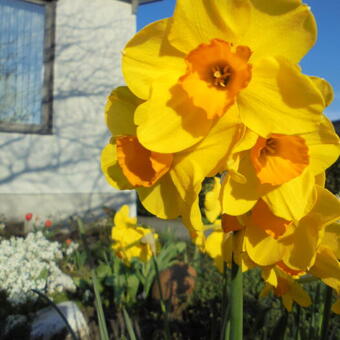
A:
[0,0,55,134]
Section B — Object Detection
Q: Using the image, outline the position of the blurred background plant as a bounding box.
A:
[0,231,77,315]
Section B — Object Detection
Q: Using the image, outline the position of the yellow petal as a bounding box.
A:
[135,73,213,153]
[240,252,257,272]
[263,168,316,221]
[181,194,205,233]
[281,225,318,272]
[205,230,226,273]
[251,199,292,239]
[169,0,316,63]
[101,142,134,190]
[274,268,311,310]
[315,172,326,187]
[323,223,340,258]
[231,127,258,154]
[191,229,206,252]
[289,281,312,308]
[238,0,316,63]
[122,18,185,99]
[262,267,278,287]
[307,187,340,231]
[309,246,340,293]
[204,177,222,223]
[113,205,137,228]
[137,175,181,220]
[221,153,267,216]
[168,0,250,54]
[282,186,340,271]
[238,57,324,137]
[176,105,241,177]
[168,107,241,226]
[245,223,286,266]
[303,115,340,176]
[310,76,334,107]
[105,87,140,136]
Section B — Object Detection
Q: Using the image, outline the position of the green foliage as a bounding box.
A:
[4,215,340,339]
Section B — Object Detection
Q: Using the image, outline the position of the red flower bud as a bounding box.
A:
[25,213,33,221]
[65,239,72,246]
[44,219,53,228]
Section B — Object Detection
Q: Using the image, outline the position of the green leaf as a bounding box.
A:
[96,263,112,278]
[73,277,90,289]
[104,275,115,287]
[122,306,137,340]
[175,241,186,253]
[126,275,140,304]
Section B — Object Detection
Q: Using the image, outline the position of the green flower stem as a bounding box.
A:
[230,257,243,340]
[320,285,333,340]
[221,263,230,340]
[77,218,109,340]
[152,255,171,340]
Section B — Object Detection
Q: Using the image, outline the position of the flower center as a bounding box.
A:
[260,138,277,157]
[211,64,232,88]
[250,134,309,186]
[179,39,252,119]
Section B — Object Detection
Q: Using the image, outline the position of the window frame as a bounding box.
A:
[0,0,56,134]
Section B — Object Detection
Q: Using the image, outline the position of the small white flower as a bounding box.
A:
[0,232,76,306]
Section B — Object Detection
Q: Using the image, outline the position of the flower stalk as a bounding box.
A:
[221,263,230,340]
[230,256,243,340]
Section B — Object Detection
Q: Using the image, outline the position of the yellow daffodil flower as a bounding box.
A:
[308,222,340,295]
[221,114,340,220]
[123,0,324,154]
[111,205,159,264]
[259,220,340,311]
[101,87,240,235]
[101,87,180,220]
[260,266,311,311]
[221,186,340,269]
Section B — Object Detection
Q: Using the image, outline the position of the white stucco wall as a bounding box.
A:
[0,0,136,221]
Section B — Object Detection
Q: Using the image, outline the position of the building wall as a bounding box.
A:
[0,0,136,221]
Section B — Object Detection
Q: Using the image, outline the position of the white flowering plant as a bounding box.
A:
[0,231,77,311]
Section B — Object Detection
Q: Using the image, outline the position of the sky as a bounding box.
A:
[137,0,340,122]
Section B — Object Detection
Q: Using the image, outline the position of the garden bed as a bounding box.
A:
[1,215,339,339]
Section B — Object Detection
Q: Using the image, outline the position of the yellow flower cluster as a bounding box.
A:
[111,205,159,264]
[101,0,340,311]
